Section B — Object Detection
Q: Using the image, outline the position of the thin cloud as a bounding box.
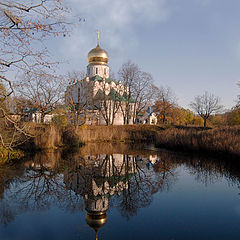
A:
[56,0,170,72]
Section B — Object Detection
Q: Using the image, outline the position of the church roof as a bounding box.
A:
[94,88,135,103]
[89,75,135,103]
[90,75,114,84]
[90,75,103,81]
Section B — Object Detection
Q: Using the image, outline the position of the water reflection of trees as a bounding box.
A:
[1,147,240,229]
[0,151,84,226]
[163,152,240,188]
[113,155,177,219]
[0,164,25,226]
[12,152,85,213]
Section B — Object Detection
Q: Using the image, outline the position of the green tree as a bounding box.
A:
[184,109,194,125]
[226,108,240,126]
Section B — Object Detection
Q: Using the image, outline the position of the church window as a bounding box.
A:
[96,68,98,74]
[88,67,90,75]
[104,68,106,75]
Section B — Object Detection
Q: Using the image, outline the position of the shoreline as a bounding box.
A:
[1,124,240,163]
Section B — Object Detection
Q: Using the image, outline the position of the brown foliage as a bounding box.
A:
[226,108,240,126]
[153,86,176,124]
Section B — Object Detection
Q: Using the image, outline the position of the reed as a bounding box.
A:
[155,126,240,157]
[75,124,159,143]
[4,124,239,160]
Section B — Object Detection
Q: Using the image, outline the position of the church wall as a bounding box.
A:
[99,112,106,125]
[65,82,79,104]
[112,108,124,125]
[65,80,94,107]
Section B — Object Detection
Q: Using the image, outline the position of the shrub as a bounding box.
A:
[62,127,81,148]
[52,114,68,127]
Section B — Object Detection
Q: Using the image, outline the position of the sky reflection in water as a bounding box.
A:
[0,144,240,240]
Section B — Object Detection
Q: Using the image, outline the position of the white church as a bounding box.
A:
[65,34,157,125]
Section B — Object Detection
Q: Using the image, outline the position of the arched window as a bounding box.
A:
[88,67,90,75]
[96,68,98,74]
[104,68,106,75]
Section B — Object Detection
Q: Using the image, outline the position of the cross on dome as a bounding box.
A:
[88,31,109,65]
[96,30,100,46]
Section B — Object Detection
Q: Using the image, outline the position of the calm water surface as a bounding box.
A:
[0,143,240,240]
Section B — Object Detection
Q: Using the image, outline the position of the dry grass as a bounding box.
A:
[75,124,159,143]
[11,124,240,158]
[26,124,62,150]
[155,126,240,157]
[66,125,240,157]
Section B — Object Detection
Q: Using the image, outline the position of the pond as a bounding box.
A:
[0,143,240,240]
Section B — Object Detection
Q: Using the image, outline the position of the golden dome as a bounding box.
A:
[88,44,109,65]
[86,212,108,232]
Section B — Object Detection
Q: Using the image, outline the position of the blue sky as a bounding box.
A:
[49,0,240,110]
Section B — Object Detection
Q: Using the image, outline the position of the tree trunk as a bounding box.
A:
[41,112,45,123]
[162,113,166,124]
[204,118,207,128]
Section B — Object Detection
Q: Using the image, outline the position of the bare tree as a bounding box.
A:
[132,71,153,123]
[65,71,96,126]
[0,1,74,150]
[15,71,66,123]
[153,86,177,124]
[94,79,122,125]
[118,61,153,124]
[190,91,223,127]
[0,0,72,95]
[236,81,240,108]
[118,61,139,124]
[0,81,34,149]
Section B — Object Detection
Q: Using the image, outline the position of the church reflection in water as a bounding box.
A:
[2,146,239,240]
[0,148,180,238]
[64,153,158,238]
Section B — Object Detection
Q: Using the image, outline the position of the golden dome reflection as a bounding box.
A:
[86,212,108,232]
[88,44,109,65]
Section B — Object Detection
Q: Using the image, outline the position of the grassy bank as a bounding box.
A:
[2,124,239,161]
[27,124,240,158]
[155,126,240,157]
